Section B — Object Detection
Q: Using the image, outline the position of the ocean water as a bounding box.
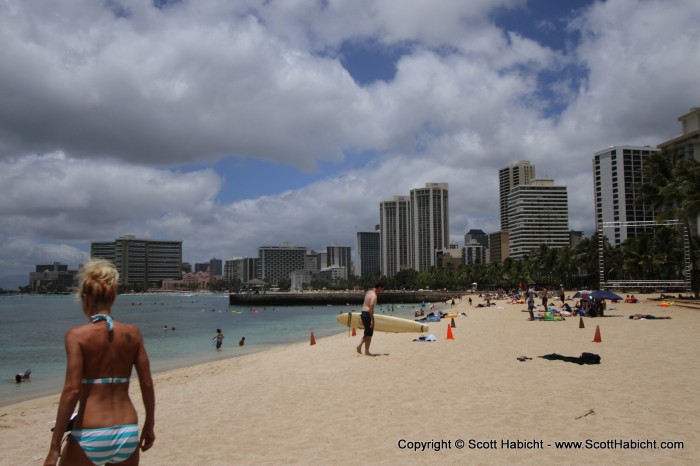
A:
[0,293,422,407]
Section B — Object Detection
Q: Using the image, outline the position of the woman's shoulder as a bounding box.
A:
[114,321,143,338]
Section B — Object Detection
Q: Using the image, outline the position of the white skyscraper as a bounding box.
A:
[409,183,449,272]
[379,196,411,277]
[507,179,569,258]
[499,161,536,230]
[593,145,659,246]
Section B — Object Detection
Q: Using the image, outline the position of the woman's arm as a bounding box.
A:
[134,328,156,452]
[44,330,83,466]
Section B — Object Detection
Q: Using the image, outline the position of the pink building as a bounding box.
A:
[162,267,220,290]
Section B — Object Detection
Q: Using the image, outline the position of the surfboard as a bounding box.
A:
[336,312,429,333]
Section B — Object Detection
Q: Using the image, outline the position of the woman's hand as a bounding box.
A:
[140,427,156,452]
[43,447,60,466]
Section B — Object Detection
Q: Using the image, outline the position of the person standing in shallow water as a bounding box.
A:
[44,259,155,466]
[356,283,384,356]
[214,329,224,350]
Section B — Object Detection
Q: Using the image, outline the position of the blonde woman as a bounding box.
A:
[44,259,155,466]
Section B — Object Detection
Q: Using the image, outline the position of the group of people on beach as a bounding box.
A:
[213,330,245,349]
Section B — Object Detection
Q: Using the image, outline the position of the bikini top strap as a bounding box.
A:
[90,314,114,332]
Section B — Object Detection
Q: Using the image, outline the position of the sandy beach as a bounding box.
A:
[2,293,699,465]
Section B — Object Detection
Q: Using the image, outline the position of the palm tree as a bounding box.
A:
[639,152,700,296]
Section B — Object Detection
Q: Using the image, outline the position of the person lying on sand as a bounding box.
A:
[629,314,671,320]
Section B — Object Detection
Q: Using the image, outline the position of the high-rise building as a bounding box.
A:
[409,183,449,272]
[355,230,380,278]
[569,230,584,249]
[305,250,319,272]
[463,244,487,265]
[224,257,258,283]
[380,196,411,277]
[489,231,509,263]
[658,107,700,236]
[90,235,182,288]
[326,245,352,279]
[658,107,700,161]
[29,262,76,291]
[593,145,659,246]
[507,179,570,258]
[316,252,327,271]
[436,248,462,268]
[257,244,307,286]
[499,161,536,230]
[195,259,222,276]
[464,229,488,249]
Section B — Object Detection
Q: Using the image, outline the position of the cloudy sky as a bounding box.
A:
[1,0,699,287]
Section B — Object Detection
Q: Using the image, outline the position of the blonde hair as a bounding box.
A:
[76,259,119,306]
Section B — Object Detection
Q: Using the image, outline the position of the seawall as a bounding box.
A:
[229,291,461,306]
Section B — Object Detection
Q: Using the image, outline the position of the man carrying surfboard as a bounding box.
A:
[356,283,384,356]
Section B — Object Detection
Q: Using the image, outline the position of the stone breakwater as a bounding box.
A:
[229,291,461,306]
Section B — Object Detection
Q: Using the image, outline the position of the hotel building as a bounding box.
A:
[379,183,450,277]
[325,245,352,280]
[658,107,700,236]
[379,196,411,277]
[507,179,570,258]
[224,257,259,283]
[499,161,536,230]
[488,230,509,263]
[355,230,380,278]
[409,183,450,272]
[90,235,182,288]
[257,244,307,286]
[593,145,659,246]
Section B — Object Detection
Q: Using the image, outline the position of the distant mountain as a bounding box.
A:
[0,274,27,291]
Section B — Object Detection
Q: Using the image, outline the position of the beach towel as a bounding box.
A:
[413,334,436,342]
[538,353,601,365]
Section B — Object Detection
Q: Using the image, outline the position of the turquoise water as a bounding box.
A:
[0,294,421,407]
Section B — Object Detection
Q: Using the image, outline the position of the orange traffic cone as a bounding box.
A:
[579,316,585,329]
[450,317,456,328]
[310,331,316,345]
[446,323,454,340]
[592,325,601,343]
[351,327,356,336]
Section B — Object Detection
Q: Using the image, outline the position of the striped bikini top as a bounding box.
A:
[82,313,130,384]
[81,377,130,384]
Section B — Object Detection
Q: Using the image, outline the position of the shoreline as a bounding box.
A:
[229,290,460,306]
[4,293,699,464]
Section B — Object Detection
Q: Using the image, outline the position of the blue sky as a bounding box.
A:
[1,0,699,287]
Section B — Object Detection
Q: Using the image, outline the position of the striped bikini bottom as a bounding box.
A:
[71,423,139,465]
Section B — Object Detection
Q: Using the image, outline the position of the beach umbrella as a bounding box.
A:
[589,290,623,301]
[573,290,590,298]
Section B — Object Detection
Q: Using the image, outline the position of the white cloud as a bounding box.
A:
[0,0,699,279]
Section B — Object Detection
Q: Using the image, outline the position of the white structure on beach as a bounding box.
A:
[593,145,659,247]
